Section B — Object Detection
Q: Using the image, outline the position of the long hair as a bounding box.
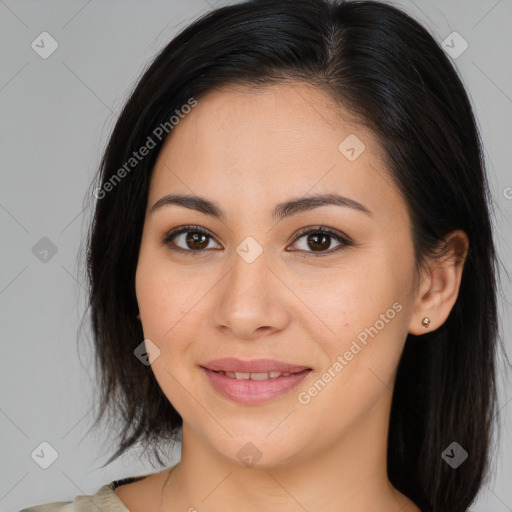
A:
[80,1,503,510]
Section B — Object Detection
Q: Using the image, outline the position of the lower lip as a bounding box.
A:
[201,367,312,405]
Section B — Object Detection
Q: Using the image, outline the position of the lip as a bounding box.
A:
[201,358,311,374]
[201,368,311,405]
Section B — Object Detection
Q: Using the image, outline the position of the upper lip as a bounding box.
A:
[201,358,312,374]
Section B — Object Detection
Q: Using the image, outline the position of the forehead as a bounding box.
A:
[161,82,367,169]
[148,82,403,223]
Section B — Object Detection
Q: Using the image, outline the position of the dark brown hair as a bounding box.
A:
[79,1,505,510]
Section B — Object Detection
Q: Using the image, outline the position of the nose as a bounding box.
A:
[210,251,291,340]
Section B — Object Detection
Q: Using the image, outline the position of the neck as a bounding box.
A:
[160,392,419,512]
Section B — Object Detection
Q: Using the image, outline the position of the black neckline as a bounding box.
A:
[112,475,146,489]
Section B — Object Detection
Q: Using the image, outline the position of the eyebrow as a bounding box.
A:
[150,193,372,222]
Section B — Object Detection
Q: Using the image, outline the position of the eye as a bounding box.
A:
[287,226,352,258]
[162,225,352,258]
[162,225,221,256]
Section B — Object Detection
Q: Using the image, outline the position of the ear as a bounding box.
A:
[408,229,469,335]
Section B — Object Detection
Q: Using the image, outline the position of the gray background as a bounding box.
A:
[1,0,511,510]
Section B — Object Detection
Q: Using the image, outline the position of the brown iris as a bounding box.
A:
[307,233,331,252]
[186,232,209,250]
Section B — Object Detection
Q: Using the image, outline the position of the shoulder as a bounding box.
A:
[18,482,130,512]
[18,503,72,512]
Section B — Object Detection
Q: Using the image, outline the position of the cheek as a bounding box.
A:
[136,237,187,319]
[301,258,394,334]
[309,258,408,377]
[136,252,181,341]
[135,254,208,367]
[135,260,199,411]
[137,276,190,342]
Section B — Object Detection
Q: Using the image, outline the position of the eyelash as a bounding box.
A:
[162,224,352,258]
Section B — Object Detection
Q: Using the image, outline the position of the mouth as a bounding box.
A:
[200,361,313,405]
[203,368,310,380]
[201,357,312,375]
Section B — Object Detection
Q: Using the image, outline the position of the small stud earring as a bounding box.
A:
[422,316,431,328]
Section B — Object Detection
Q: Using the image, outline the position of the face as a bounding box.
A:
[135,82,419,468]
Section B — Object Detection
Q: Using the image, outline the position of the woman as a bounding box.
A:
[20,0,502,511]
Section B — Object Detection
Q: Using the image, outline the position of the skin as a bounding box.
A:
[116,82,468,512]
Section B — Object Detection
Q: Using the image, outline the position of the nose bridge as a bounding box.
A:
[226,242,273,306]
[210,240,290,337]
[226,228,273,291]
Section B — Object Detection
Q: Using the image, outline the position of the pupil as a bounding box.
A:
[309,234,329,251]
[187,232,208,250]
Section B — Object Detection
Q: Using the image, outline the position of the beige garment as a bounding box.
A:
[18,476,145,512]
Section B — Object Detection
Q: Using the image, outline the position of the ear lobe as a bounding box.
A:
[408,229,469,335]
